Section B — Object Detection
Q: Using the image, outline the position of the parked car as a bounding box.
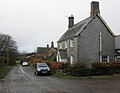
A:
[22,61,29,66]
[34,63,51,76]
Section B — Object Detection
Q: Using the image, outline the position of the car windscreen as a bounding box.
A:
[37,64,48,67]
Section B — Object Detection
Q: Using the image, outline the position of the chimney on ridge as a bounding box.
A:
[51,41,54,48]
[68,15,74,28]
[90,1,100,16]
[47,44,49,48]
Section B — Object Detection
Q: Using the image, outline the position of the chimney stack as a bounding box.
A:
[68,15,74,28]
[90,1,100,16]
[51,41,54,48]
[47,44,49,48]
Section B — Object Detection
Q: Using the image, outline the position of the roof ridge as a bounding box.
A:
[58,16,92,42]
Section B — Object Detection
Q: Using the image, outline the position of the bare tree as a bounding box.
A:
[0,33,18,65]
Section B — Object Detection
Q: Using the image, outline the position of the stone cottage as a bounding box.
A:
[57,1,120,64]
[37,41,57,60]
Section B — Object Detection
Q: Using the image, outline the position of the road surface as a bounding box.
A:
[0,65,120,93]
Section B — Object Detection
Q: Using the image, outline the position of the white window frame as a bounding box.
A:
[65,41,67,49]
[70,55,73,64]
[70,39,74,47]
[59,42,62,49]
[102,55,109,62]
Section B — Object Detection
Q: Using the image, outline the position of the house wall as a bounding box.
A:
[60,59,68,62]
[57,37,78,63]
[69,37,78,62]
[77,16,115,63]
[57,41,67,50]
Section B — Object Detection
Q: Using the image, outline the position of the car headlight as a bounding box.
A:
[48,68,50,71]
[37,69,41,71]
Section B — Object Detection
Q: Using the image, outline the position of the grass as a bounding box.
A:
[0,65,14,79]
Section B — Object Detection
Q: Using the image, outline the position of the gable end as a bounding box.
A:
[96,14,115,37]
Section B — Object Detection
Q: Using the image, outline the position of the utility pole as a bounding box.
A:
[7,46,9,65]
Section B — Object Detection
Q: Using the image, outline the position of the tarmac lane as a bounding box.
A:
[1,65,120,93]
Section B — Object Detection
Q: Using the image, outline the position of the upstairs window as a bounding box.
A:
[65,41,67,49]
[70,39,74,47]
[59,42,62,49]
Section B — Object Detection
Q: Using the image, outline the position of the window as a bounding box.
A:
[57,51,60,62]
[70,39,74,47]
[65,41,67,48]
[70,55,73,64]
[102,55,109,62]
[59,42,62,49]
[115,56,120,62]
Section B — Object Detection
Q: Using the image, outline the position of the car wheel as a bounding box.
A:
[36,71,39,76]
[34,71,36,75]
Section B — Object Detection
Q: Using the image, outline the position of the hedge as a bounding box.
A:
[58,62,120,76]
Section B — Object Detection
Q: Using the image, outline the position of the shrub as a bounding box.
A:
[60,62,120,76]
[72,62,88,69]
[91,62,120,76]
[63,68,96,76]
[60,62,90,76]
[91,62,107,69]
[44,61,69,70]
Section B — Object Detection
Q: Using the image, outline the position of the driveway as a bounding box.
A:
[0,65,120,93]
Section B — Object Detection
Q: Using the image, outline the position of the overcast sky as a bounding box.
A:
[0,0,120,53]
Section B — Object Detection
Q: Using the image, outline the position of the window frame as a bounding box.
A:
[102,55,109,62]
[65,40,67,49]
[70,39,74,47]
[70,55,74,64]
[59,42,62,49]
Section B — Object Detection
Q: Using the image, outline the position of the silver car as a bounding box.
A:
[34,63,51,76]
[22,61,29,66]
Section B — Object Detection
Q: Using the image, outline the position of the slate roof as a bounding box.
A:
[37,47,57,54]
[37,47,49,54]
[59,50,67,59]
[58,14,115,42]
[58,17,92,42]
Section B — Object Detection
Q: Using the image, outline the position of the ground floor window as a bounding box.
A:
[115,55,120,62]
[57,56,60,62]
[70,55,73,64]
[102,55,109,62]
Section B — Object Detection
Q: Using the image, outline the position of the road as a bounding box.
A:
[1,65,120,93]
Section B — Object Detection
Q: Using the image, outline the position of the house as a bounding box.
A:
[47,47,57,61]
[57,1,117,64]
[37,41,57,60]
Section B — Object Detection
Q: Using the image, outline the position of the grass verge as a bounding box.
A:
[54,73,120,79]
[0,65,14,79]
